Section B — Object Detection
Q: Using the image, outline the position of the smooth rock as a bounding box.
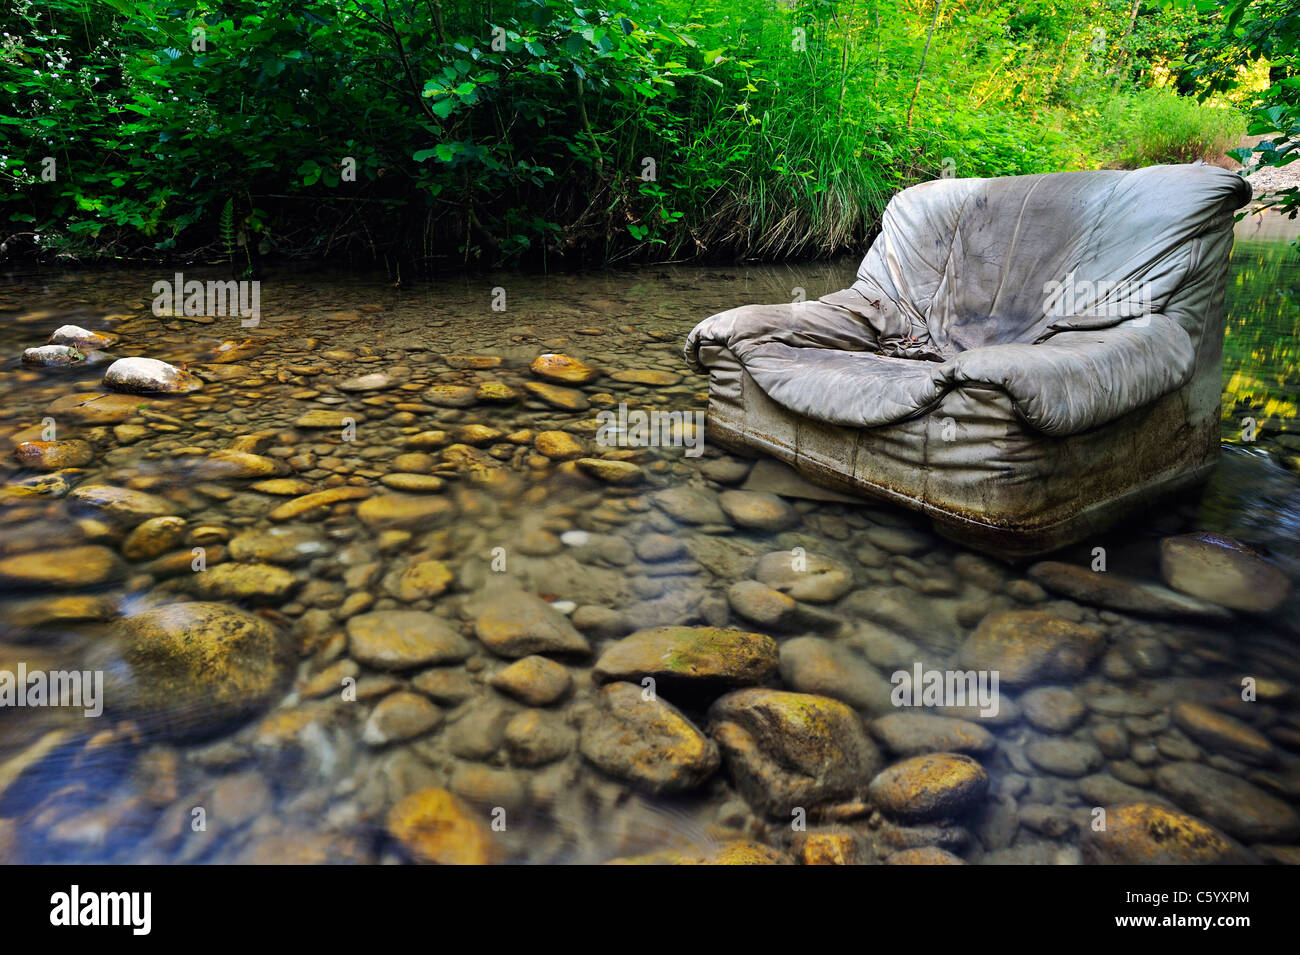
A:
[122,516,188,561]
[594,626,778,686]
[870,713,996,757]
[778,636,893,713]
[708,689,882,816]
[1154,762,1300,841]
[652,487,726,525]
[755,551,854,603]
[1171,701,1276,766]
[387,788,501,864]
[0,545,122,589]
[48,324,118,349]
[958,610,1105,686]
[14,440,93,470]
[575,458,643,485]
[868,752,990,822]
[103,357,203,394]
[1021,686,1087,733]
[1159,533,1291,612]
[470,589,590,658]
[228,526,328,565]
[347,610,473,670]
[1080,802,1249,864]
[93,602,290,739]
[1027,561,1231,619]
[579,682,719,793]
[490,656,572,705]
[193,562,297,601]
[68,484,173,522]
[363,691,442,745]
[523,381,589,411]
[718,490,798,531]
[531,353,597,384]
[356,494,454,530]
[1025,739,1103,777]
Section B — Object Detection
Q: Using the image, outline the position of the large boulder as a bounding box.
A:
[579,682,719,793]
[91,602,292,739]
[707,689,882,816]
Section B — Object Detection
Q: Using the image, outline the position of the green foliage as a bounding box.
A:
[0,0,1268,269]
[1196,0,1300,219]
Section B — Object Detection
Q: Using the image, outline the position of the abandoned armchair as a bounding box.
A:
[684,163,1253,557]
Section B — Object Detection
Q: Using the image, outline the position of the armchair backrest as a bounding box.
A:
[852,163,1252,357]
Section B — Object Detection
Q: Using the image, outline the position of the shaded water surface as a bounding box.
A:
[0,222,1297,865]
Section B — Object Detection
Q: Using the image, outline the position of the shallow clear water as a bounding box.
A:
[0,222,1297,865]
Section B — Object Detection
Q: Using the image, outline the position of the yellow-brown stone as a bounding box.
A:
[386,788,502,865]
[530,353,597,384]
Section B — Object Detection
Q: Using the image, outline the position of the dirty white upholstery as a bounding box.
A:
[684,164,1252,556]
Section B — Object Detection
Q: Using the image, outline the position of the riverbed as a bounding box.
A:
[0,219,1297,865]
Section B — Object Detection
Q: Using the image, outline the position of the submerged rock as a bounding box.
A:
[718,490,798,531]
[490,656,572,705]
[579,682,719,793]
[0,544,123,589]
[524,381,589,410]
[102,356,203,394]
[363,691,442,745]
[1158,533,1291,612]
[1080,802,1250,864]
[958,610,1105,686]
[1026,561,1231,619]
[754,551,854,603]
[470,589,590,658]
[14,439,93,470]
[93,601,291,739]
[867,752,989,822]
[1171,701,1276,766]
[68,484,174,522]
[575,458,644,485]
[869,713,996,757]
[347,610,473,670]
[387,788,501,865]
[530,353,597,384]
[708,689,882,816]
[1154,762,1300,842]
[593,626,778,687]
[122,516,189,561]
[652,487,726,525]
[46,392,152,424]
[777,636,893,712]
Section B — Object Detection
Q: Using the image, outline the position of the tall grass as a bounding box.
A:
[1098,88,1244,168]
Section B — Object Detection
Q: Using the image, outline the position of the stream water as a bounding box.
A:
[0,215,1297,865]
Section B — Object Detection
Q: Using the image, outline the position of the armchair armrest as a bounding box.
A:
[950,315,1197,437]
